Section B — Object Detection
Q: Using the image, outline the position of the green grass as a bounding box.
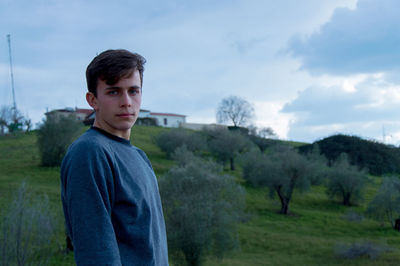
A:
[1,127,400,265]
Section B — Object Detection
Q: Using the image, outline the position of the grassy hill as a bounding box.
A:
[1,126,400,265]
[299,134,400,176]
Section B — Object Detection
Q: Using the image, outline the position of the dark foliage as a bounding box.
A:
[299,134,400,176]
[37,115,82,166]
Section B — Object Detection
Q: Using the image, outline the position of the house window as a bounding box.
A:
[164,118,167,125]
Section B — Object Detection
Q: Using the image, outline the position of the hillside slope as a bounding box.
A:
[0,127,400,265]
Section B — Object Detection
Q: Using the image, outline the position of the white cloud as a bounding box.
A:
[282,74,400,144]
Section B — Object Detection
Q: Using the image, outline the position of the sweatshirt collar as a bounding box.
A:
[91,126,131,145]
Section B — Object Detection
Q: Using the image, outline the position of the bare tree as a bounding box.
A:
[216,96,254,127]
[0,106,10,134]
[258,127,276,138]
[0,105,25,134]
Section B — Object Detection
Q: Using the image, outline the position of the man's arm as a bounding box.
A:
[61,143,121,265]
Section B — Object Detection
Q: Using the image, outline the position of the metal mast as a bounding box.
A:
[7,34,17,114]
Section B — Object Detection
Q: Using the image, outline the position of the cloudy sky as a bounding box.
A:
[2,0,400,144]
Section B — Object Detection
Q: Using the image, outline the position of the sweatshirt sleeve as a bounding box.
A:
[61,142,121,266]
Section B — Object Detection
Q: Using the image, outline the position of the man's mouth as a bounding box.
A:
[116,113,134,118]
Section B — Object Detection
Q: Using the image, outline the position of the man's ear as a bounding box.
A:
[86,92,98,110]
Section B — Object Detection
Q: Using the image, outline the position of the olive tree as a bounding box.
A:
[206,128,252,170]
[241,145,316,215]
[155,128,206,157]
[326,153,367,206]
[159,147,245,265]
[367,176,400,230]
[216,96,254,127]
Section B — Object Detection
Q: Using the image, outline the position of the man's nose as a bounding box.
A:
[120,91,132,107]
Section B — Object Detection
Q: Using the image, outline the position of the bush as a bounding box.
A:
[240,145,319,215]
[205,128,253,170]
[367,176,400,229]
[0,182,55,265]
[335,241,391,260]
[159,148,245,265]
[37,115,82,166]
[326,153,367,206]
[155,128,206,157]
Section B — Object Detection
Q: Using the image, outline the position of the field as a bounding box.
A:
[1,126,400,265]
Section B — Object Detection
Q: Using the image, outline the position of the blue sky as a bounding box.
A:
[2,0,400,144]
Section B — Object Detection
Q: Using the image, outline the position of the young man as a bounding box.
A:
[61,49,169,265]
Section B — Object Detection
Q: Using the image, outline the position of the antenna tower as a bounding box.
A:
[7,34,17,115]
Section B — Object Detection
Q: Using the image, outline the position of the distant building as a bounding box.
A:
[45,108,186,128]
[45,107,76,119]
[149,112,186,128]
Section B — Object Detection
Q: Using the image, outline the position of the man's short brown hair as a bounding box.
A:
[86,49,146,96]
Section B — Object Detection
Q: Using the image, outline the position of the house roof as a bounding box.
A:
[75,108,93,115]
[150,112,186,117]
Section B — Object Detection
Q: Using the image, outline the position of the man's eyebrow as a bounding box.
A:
[105,86,121,90]
[105,85,141,90]
[129,85,141,89]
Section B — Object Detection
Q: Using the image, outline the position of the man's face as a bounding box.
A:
[86,69,142,140]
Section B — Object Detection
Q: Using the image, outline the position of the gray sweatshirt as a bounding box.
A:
[61,127,168,265]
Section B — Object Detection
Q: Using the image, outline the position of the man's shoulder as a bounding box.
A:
[132,145,153,169]
[67,128,111,155]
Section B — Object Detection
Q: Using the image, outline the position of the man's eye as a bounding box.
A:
[108,91,118,95]
[129,89,140,95]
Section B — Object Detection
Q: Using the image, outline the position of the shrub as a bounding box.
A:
[159,148,245,265]
[155,128,206,157]
[240,145,320,215]
[367,176,400,229]
[335,241,391,260]
[37,115,82,166]
[205,128,253,170]
[0,182,55,265]
[326,153,367,206]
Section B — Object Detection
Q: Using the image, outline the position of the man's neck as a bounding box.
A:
[93,120,131,140]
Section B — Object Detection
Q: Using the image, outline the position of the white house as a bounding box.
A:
[149,112,186,128]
